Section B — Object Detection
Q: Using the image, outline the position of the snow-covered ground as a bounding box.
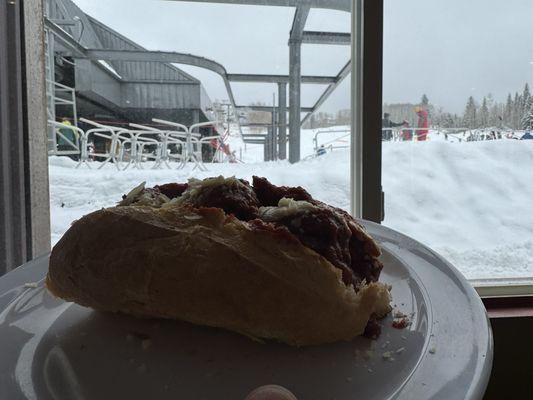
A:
[49,127,533,280]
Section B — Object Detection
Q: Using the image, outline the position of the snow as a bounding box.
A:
[381,138,533,279]
[97,60,122,79]
[49,128,533,280]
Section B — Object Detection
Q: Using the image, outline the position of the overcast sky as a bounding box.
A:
[384,0,533,114]
[72,0,533,114]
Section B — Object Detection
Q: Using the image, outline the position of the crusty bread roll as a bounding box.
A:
[47,177,391,346]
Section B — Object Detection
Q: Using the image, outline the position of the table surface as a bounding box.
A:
[0,221,493,400]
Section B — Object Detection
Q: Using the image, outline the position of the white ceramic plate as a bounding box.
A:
[0,222,492,400]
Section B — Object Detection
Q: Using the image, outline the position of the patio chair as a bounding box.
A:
[79,118,124,170]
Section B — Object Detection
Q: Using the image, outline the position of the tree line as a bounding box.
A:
[459,84,533,130]
[386,84,533,130]
[245,83,533,131]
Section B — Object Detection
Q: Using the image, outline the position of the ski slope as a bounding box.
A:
[49,127,533,280]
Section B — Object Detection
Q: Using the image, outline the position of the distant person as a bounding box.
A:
[521,131,533,140]
[56,118,79,160]
[414,106,429,141]
[316,144,326,156]
[401,120,412,141]
[382,113,405,141]
[56,118,78,151]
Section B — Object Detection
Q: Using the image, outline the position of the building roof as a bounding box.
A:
[46,0,215,121]
[47,0,199,84]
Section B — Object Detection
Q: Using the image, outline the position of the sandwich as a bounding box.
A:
[46,176,391,346]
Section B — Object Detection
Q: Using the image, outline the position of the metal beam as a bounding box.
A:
[278,82,287,159]
[236,104,312,112]
[300,60,351,127]
[301,31,351,45]
[86,49,227,76]
[289,5,311,41]
[166,0,350,12]
[288,6,309,163]
[227,73,335,84]
[243,140,266,144]
[83,49,240,122]
[44,18,86,58]
[288,40,301,163]
[271,101,278,160]
[48,19,77,26]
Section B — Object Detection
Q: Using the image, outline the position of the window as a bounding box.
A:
[382,0,533,287]
[7,0,528,293]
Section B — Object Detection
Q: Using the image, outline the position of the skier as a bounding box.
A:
[382,113,405,141]
[401,120,412,141]
[316,144,327,156]
[414,106,429,141]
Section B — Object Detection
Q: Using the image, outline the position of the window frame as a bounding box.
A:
[0,0,50,275]
[353,0,384,223]
[354,0,533,298]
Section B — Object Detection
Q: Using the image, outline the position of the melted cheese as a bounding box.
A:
[259,197,316,221]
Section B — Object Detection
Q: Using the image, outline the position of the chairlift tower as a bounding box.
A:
[45,0,352,163]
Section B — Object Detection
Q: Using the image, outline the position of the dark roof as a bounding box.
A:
[48,0,199,84]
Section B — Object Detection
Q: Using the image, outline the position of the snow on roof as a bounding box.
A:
[98,60,122,80]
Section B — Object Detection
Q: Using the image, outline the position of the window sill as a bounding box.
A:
[471,278,533,318]
[472,277,533,298]
[482,296,533,319]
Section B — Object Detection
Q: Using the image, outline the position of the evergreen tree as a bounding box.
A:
[522,97,533,130]
[463,96,477,128]
[335,109,351,125]
[485,93,498,127]
[479,97,489,127]
[519,83,532,128]
[440,113,455,128]
[504,93,513,127]
[420,94,429,107]
[523,83,531,109]
[489,104,501,127]
[513,92,522,129]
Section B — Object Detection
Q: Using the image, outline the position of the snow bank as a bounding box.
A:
[382,139,533,279]
[49,152,350,245]
[49,133,533,280]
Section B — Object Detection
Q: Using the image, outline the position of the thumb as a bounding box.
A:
[244,385,298,400]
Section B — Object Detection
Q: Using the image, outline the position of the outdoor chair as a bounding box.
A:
[79,118,125,170]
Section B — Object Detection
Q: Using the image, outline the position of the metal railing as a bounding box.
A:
[313,129,350,154]
[47,120,83,156]
[382,127,512,142]
[309,126,517,159]
[49,118,229,171]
